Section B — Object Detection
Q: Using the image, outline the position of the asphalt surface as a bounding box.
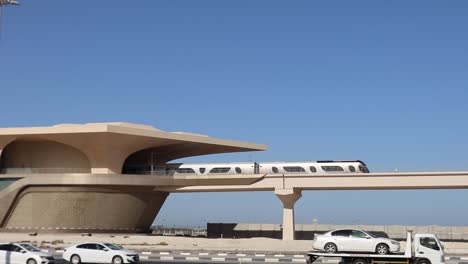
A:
[49,255,468,264]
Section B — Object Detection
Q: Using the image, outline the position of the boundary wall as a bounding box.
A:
[207,223,468,241]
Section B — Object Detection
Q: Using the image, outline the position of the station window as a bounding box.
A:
[235,167,242,174]
[283,166,306,173]
[321,166,344,172]
[209,167,231,174]
[349,166,356,172]
[272,167,279,173]
[175,168,196,174]
[199,168,206,174]
[310,166,317,173]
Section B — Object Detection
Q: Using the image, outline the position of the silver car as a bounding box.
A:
[312,229,400,254]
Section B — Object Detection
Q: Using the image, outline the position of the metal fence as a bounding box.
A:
[151,226,207,237]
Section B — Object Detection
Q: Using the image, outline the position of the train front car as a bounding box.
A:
[316,160,370,174]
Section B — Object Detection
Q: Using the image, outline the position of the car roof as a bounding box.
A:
[329,228,368,233]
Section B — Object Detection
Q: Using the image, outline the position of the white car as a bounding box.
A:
[0,243,55,264]
[312,229,400,255]
[63,243,139,264]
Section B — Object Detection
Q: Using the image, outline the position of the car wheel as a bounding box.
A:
[26,259,37,264]
[71,254,81,264]
[112,256,124,264]
[376,243,389,255]
[324,242,338,253]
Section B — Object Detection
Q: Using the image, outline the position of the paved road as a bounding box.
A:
[49,254,468,264]
[45,248,468,264]
[52,260,468,264]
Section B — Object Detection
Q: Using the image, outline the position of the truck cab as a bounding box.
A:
[414,234,444,264]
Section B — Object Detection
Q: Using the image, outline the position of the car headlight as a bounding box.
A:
[391,241,399,245]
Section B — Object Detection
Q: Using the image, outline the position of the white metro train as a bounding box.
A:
[157,160,369,176]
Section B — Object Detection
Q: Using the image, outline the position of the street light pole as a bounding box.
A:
[0,0,20,33]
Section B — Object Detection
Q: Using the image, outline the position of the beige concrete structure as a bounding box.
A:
[2,122,468,240]
[0,122,266,233]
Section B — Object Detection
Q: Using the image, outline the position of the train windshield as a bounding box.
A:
[359,165,370,173]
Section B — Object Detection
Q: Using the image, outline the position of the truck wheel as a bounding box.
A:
[324,242,338,253]
[353,258,368,264]
[376,243,389,255]
[417,259,431,264]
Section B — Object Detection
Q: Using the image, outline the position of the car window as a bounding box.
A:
[0,244,12,251]
[420,237,440,251]
[19,244,41,252]
[331,230,351,237]
[77,243,95,249]
[351,230,368,238]
[104,243,123,250]
[10,245,23,252]
[95,244,106,250]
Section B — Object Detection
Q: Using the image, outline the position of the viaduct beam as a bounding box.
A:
[156,171,468,240]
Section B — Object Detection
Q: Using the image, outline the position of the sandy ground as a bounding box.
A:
[1,233,468,254]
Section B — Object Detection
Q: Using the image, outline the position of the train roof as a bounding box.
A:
[167,162,255,165]
[259,160,367,164]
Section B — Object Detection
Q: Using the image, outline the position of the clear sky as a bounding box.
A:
[1,1,468,227]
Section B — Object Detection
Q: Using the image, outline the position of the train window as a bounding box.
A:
[310,166,317,173]
[349,166,356,172]
[235,167,242,174]
[283,166,306,173]
[175,168,196,174]
[359,165,370,173]
[209,167,231,174]
[199,168,206,174]
[272,167,279,173]
[321,166,344,172]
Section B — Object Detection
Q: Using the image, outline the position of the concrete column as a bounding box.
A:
[275,188,302,241]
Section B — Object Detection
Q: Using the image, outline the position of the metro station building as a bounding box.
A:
[0,122,267,233]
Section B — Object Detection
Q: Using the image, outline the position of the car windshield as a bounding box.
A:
[103,243,123,250]
[19,244,41,252]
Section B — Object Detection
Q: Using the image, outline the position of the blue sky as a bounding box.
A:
[1,1,467,227]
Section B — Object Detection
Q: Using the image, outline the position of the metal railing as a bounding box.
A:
[151,227,207,237]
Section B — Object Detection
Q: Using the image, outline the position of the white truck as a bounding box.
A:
[307,231,445,264]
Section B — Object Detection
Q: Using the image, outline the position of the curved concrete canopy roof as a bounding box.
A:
[0,122,268,173]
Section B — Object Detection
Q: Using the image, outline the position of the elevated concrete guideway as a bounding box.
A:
[156,171,468,240]
[2,171,468,240]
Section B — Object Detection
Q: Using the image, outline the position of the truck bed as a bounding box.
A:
[306,251,411,263]
[308,251,408,258]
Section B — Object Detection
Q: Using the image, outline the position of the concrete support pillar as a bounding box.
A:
[275,188,302,241]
